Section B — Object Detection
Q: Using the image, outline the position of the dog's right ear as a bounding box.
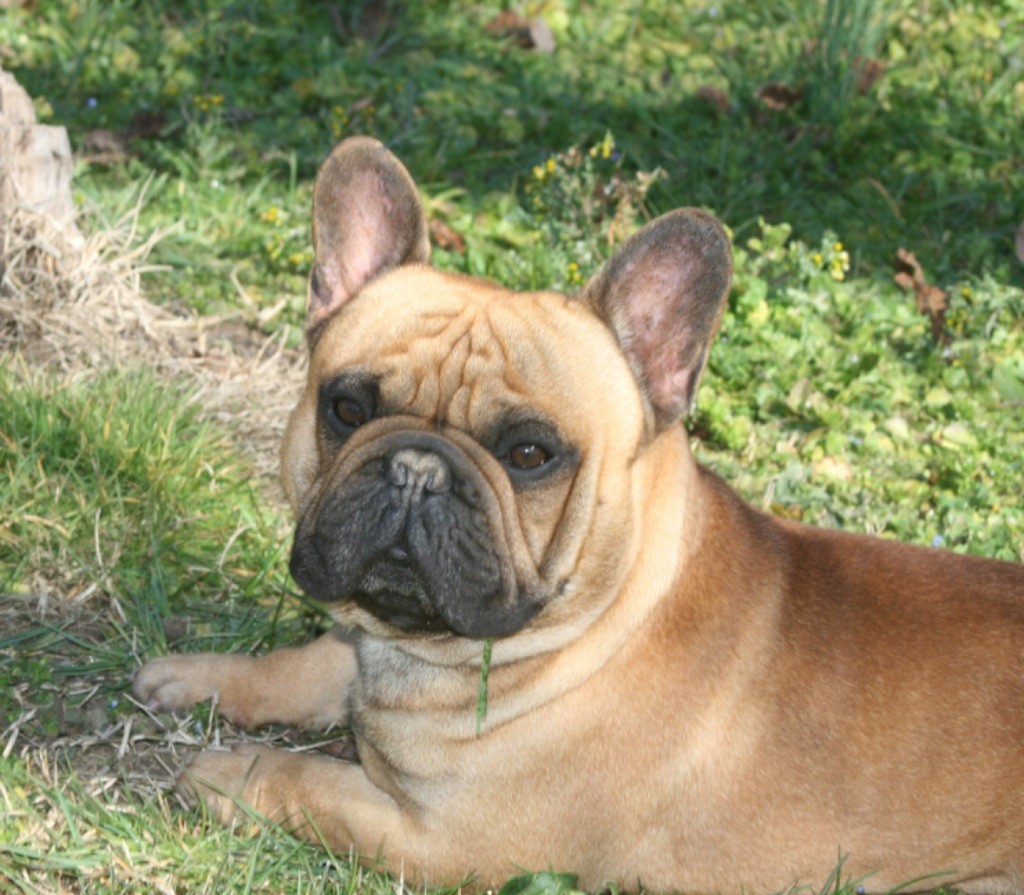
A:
[307,136,430,338]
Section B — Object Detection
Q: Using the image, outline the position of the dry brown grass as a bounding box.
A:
[1,199,306,483]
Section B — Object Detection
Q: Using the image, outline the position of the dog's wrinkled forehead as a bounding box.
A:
[310,265,643,438]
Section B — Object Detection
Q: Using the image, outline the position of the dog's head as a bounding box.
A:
[282,137,732,641]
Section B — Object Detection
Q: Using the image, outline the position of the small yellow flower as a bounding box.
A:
[532,165,546,181]
[961,285,973,299]
[260,206,281,224]
[833,241,844,252]
[597,132,616,160]
[812,252,824,267]
[829,252,849,281]
[567,261,583,285]
[288,252,306,266]
[545,157,557,174]
[193,94,224,112]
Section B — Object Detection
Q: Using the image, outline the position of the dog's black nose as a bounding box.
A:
[386,448,451,500]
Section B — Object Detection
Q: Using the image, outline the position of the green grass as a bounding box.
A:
[0,367,293,628]
[1,0,1023,891]
[0,755,399,894]
[0,370,331,891]
[0,368,316,740]
[3,0,1023,318]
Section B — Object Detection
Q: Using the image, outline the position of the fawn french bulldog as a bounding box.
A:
[135,136,1024,894]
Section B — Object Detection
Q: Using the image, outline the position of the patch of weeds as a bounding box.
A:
[693,220,1023,561]
[522,133,664,289]
[430,133,664,293]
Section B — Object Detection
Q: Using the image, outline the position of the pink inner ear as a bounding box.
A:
[337,175,394,294]
[622,254,712,415]
[340,230,379,298]
[309,177,401,326]
[642,326,702,417]
[648,367,697,418]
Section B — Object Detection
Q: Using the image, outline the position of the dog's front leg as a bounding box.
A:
[181,744,439,878]
[133,627,357,729]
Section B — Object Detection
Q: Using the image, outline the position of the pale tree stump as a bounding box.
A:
[0,67,81,241]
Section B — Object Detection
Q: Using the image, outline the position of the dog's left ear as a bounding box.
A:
[307,136,430,336]
[583,209,733,430]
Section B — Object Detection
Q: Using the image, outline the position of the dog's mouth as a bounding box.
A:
[350,553,448,635]
[293,537,542,639]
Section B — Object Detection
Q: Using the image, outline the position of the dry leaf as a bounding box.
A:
[894,247,949,345]
[429,218,465,254]
[161,615,191,645]
[127,108,168,140]
[756,82,803,111]
[484,9,528,36]
[485,10,556,51]
[319,736,360,761]
[695,86,730,114]
[855,57,885,94]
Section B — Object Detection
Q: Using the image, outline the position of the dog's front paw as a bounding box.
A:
[133,653,257,724]
[180,744,314,831]
[133,654,216,713]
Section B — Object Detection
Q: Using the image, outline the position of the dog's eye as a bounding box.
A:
[506,443,550,470]
[332,398,368,429]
